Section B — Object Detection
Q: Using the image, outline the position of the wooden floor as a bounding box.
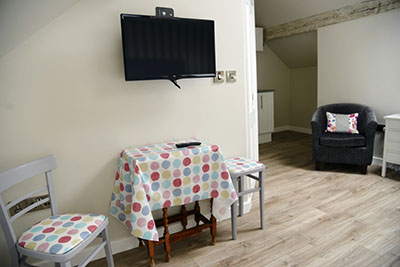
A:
[91,131,400,267]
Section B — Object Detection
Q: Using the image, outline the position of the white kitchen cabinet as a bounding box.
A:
[258,90,274,143]
[382,113,400,177]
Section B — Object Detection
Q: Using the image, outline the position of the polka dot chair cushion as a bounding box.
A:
[18,213,105,255]
[225,157,265,174]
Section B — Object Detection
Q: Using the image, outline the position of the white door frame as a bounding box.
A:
[244,0,259,161]
[242,0,259,213]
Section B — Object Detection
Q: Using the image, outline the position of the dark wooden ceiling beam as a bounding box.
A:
[265,0,400,41]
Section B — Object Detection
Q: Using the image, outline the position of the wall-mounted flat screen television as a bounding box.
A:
[120,14,216,88]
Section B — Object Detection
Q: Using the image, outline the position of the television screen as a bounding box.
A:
[120,14,216,84]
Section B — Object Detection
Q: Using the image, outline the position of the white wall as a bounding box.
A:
[255,0,321,132]
[318,9,400,123]
[318,9,400,160]
[256,44,291,128]
[0,0,80,58]
[290,66,317,129]
[257,45,317,131]
[0,0,248,265]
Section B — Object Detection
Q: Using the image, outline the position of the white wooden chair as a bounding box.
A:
[0,155,114,267]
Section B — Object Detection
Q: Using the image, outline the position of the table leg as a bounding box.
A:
[162,208,171,262]
[210,198,216,245]
[194,201,201,226]
[181,205,188,230]
[147,241,155,267]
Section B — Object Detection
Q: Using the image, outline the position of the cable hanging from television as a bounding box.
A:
[170,78,181,89]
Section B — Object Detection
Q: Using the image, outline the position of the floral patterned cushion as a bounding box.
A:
[225,157,265,174]
[18,213,106,255]
[326,112,359,134]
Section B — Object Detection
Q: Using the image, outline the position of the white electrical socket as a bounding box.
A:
[226,71,237,82]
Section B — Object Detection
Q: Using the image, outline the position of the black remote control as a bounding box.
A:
[175,142,201,148]
[189,142,201,146]
[175,143,190,148]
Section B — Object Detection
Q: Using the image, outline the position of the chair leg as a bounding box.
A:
[231,175,239,240]
[238,176,244,216]
[102,227,115,267]
[259,170,265,229]
[361,165,367,175]
[315,161,321,171]
[231,200,238,240]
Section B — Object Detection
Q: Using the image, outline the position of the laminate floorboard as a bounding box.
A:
[90,131,400,267]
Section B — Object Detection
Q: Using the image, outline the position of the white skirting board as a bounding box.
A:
[259,133,272,143]
[372,156,383,166]
[274,126,312,134]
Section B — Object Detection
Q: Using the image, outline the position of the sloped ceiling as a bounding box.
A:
[266,31,317,69]
[1,0,366,65]
[0,0,80,58]
[255,0,364,68]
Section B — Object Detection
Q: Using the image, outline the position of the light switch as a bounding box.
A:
[214,71,224,83]
[226,71,237,82]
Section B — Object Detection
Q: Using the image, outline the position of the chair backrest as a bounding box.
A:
[0,155,58,266]
[319,103,372,135]
[320,103,368,115]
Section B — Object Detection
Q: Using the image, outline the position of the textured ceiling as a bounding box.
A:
[255,0,364,68]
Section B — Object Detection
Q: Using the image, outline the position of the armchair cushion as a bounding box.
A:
[319,132,366,147]
[326,112,359,134]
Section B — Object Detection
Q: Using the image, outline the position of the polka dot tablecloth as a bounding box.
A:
[109,139,238,241]
[17,213,105,255]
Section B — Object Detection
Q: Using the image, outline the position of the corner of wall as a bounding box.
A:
[256,43,291,128]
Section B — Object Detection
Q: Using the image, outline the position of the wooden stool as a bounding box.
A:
[225,157,265,240]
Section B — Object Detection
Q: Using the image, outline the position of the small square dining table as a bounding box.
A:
[109,139,238,243]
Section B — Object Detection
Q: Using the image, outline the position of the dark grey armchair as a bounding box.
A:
[311,103,377,174]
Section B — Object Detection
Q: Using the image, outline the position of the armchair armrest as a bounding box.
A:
[311,107,326,137]
[311,107,326,148]
[363,107,377,147]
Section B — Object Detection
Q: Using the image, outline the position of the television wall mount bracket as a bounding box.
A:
[156,8,180,89]
[156,7,174,18]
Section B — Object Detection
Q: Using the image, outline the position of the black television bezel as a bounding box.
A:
[120,13,216,83]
